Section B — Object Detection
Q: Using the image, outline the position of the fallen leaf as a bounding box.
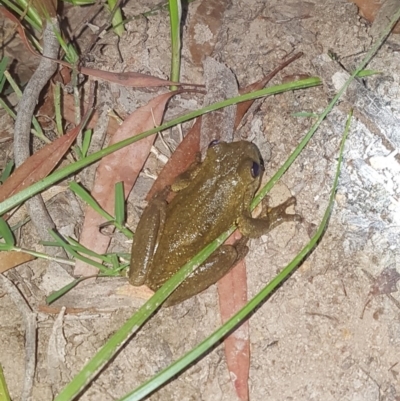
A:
[0,251,34,273]
[146,118,202,201]
[74,91,178,277]
[361,266,400,319]
[217,234,250,401]
[80,67,186,88]
[36,85,55,130]
[0,7,38,59]
[0,108,91,203]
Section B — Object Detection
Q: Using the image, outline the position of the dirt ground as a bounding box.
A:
[1,0,400,400]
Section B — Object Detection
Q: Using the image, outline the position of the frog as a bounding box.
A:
[129,140,302,306]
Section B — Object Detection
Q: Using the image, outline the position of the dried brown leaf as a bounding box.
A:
[80,67,182,88]
[0,118,88,203]
[146,118,202,201]
[217,235,250,401]
[74,91,178,277]
[0,251,34,273]
[32,0,57,18]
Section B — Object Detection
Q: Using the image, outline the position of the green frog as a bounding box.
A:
[129,140,301,306]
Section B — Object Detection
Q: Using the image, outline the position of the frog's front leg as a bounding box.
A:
[163,239,248,307]
[129,189,168,286]
[238,196,302,238]
[170,152,202,191]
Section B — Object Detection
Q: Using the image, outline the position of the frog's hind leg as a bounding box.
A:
[129,190,168,286]
[164,239,248,307]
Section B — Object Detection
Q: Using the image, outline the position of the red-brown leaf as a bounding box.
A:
[80,67,182,88]
[74,91,177,277]
[146,118,202,201]
[217,233,250,401]
[0,121,87,203]
[369,266,400,296]
[0,251,35,273]
[0,7,38,57]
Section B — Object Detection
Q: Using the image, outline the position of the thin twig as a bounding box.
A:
[13,18,66,257]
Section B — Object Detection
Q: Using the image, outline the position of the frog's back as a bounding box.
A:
[148,141,263,288]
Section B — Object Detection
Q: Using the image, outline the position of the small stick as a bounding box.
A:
[13,19,66,256]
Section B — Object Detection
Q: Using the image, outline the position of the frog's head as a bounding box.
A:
[206,140,265,196]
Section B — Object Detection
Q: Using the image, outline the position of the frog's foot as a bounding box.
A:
[238,196,302,238]
[264,196,303,230]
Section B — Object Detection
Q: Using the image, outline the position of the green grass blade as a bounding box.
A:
[69,181,133,238]
[0,160,14,184]
[69,182,114,222]
[46,277,87,304]
[168,0,181,89]
[0,0,42,30]
[0,97,16,118]
[54,82,63,136]
[0,217,14,245]
[4,71,49,143]
[0,364,11,401]
[65,237,112,261]
[356,69,381,77]
[114,182,125,226]
[0,56,9,92]
[108,0,125,36]
[0,77,321,216]
[81,129,93,158]
[48,231,110,272]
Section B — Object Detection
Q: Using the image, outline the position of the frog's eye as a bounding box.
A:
[250,161,261,178]
[208,139,219,148]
